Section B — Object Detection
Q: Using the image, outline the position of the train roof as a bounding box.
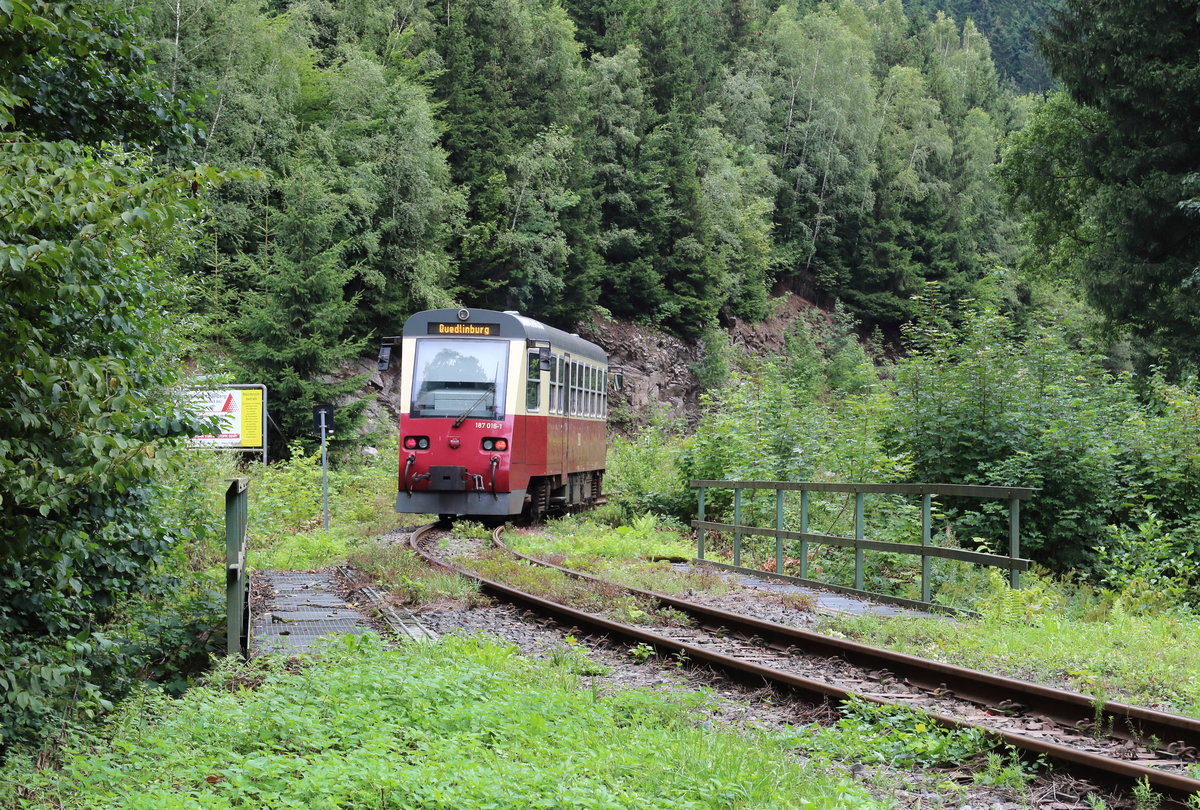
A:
[399,308,607,364]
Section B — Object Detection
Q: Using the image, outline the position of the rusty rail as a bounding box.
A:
[408,524,1200,806]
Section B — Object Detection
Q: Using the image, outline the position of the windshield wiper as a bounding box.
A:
[452,386,495,428]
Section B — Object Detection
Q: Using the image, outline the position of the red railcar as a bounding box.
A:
[383,308,607,519]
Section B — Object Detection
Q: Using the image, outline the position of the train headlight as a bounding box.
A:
[482,438,508,451]
[418,437,430,449]
[403,436,431,450]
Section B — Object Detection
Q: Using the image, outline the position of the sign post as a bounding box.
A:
[313,403,335,530]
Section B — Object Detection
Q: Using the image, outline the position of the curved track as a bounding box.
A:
[407,523,1200,805]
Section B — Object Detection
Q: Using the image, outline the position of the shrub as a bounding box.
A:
[887,295,1130,570]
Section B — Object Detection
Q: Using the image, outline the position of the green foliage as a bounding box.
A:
[607,416,692,519]
[888,291,1129,569]
[908,0,1055,92]
[146,0,1024,344]
[245,436,411,569]
[0,0,228,753]
[627,642,656,663]
[227,141,369,459]
[449,520,493,541]
[0,0,193,145]
[139,0,461,448]
[976,569,1064,627]
[1096,511,1196,612]
[887,288,1200,574]
[505,518,727,596]
[824,607,1200,719]
[1000,0,1200,371]
[349,543,483,605]
[3,635,883,808]
[522,514,695,562]
[971,749,1039,792]
[787,696,996,768]
[548,635,610,677]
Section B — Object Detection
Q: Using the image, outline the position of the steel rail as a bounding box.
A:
[409,524,1200,805]
[494,534,1200,754]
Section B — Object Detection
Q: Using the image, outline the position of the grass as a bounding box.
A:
[782,697,997,769]
[505,515,733,596]
[464,552,691,626]
[821,609,1200,718]
[211,435,433,572]
[517,513,696,560]
[2,634,886,809]
[348,542,485,606]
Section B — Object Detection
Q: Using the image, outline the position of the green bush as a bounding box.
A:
[0,120,223,755]
[606,416,692,519]
[887,296,1132,570]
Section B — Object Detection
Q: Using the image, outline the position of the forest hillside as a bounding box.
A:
[137,0,1032,453]
[4,0,1200,764]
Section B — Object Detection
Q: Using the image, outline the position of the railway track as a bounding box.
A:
[407,522,1200,806]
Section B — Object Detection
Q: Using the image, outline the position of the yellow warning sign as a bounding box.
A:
[241,388,263,448]
[190,387,266,449]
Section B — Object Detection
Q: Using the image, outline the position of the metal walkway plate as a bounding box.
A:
[251,571,373,655]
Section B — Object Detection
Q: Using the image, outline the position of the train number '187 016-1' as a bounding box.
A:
[474,421,503,430]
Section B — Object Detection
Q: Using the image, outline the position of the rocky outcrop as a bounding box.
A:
[578,317,703,429]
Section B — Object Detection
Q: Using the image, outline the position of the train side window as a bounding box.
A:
[526,351,541,412]
[588,367,595,416]
[558,357,567,413]
[550,356,557,414]
[576,362,585,415]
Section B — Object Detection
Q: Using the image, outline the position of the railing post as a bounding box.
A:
[733,487,743,567]
[854,492,865,591]
[799,489,809,580]
[1009,498,1021,590]
[921,494,932,604]
[225,478,250,657]
[696,486,706,560]
[775,488,785,574]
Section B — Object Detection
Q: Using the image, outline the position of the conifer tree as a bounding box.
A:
[230,139,368,457]
[1002,0,1200,368]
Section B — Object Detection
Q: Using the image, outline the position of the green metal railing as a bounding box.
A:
[225,477,250,657]
[691,480,1036,612]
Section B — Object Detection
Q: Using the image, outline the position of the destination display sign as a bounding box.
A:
[427,322,500,336]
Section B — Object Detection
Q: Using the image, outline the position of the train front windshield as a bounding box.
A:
[410,338,509,419]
